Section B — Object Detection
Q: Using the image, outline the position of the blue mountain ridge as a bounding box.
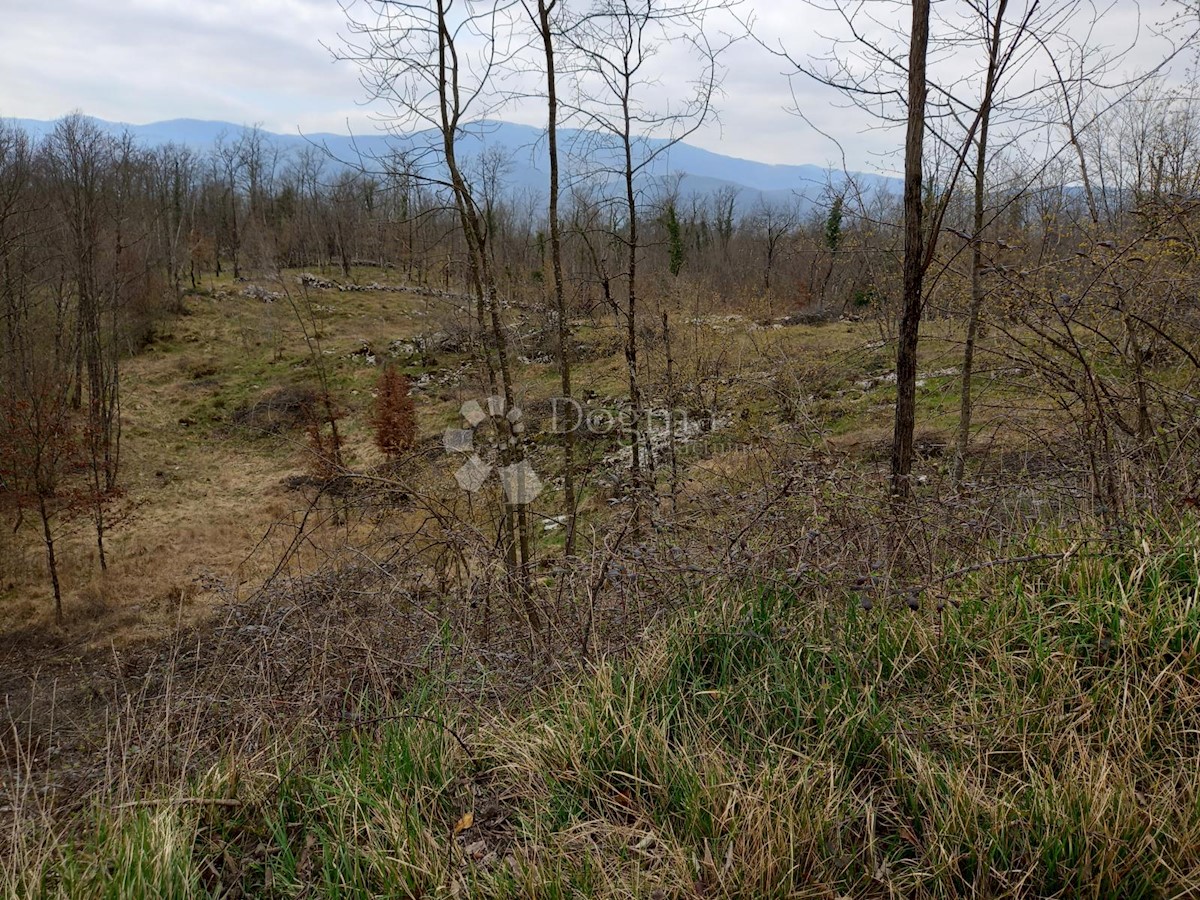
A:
[8,116,898,215]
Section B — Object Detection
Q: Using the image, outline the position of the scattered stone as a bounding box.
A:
[857,367,960,391]
[298,272,338,289]
[348,341,378,366]
[241,284,282,303]
[762,311,833,328]
[687,313,747,334]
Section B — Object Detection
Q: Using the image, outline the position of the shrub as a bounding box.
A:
[304,390,345,479]
[373,366,417,458]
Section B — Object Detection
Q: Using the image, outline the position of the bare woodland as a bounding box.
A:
[5,0,1200,894]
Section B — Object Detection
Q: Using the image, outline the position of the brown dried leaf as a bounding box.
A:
[453,811,474,835]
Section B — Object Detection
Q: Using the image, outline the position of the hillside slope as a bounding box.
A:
[6,523,1200,897]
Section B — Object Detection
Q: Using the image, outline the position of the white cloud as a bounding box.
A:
[0,0,1189,170]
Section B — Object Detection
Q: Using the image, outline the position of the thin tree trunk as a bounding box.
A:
[230,185,240,280]
[952,149,987,487]
[38,494,63,625]
[538,0,577,557]
[94,500,107,571]
[436,0,537,629]
[891,0,931,498]
[663,311,679,511]
[952,0,1006,489]
[622,96,644,505]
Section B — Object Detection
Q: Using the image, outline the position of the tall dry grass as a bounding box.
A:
[5,509,1200,897]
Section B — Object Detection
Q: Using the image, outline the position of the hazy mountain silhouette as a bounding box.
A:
[10,116,899,215]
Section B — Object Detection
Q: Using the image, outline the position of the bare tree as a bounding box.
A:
[337,0,541,623]
[523,0,579,555]
[563,0,737,505]
[762,0,1145,496]
[151,143,198,310]
[212,133,244,279]
[0,123,82,621]
[944,0,1182,487]
[44,115,126,566]
[890,0,931,498]
[751,196,799,298]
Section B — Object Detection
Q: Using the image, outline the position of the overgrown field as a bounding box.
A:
[0,267,981,644]
[3,269,1198,898]
[7,522,1200,897]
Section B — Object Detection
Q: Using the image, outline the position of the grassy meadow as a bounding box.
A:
[3,267,1197,898]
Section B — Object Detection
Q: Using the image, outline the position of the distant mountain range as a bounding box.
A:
[9,116,899,215]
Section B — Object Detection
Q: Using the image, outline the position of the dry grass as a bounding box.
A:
[3,268,976,650]
[0,270,469,645]
[5,515,1200,898]
[7,266,1186,897]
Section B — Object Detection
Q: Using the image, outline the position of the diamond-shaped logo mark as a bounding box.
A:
[460,400,488,427]
[454,455,492,493]
[443,428,474,453]
[498,460,543,505]
[443,396,544,503]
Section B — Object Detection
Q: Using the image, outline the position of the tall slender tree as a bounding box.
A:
[525,0,579,555]
[338,0,540,624]
[564,0,736,505]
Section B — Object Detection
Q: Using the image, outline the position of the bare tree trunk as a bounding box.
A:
[536,0,577,557]
[952,157,987,487]
[230,187,241,280]
[891,0,931,499]
[434,0,538,628]
[1065,103,1101,226]
[623,99,644,505]
[94,497,107,572]
[663,311,679,511]
[953,0,1007,489]
[38,493,63,625]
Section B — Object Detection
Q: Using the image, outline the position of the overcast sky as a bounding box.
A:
[0,0,1188,173]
